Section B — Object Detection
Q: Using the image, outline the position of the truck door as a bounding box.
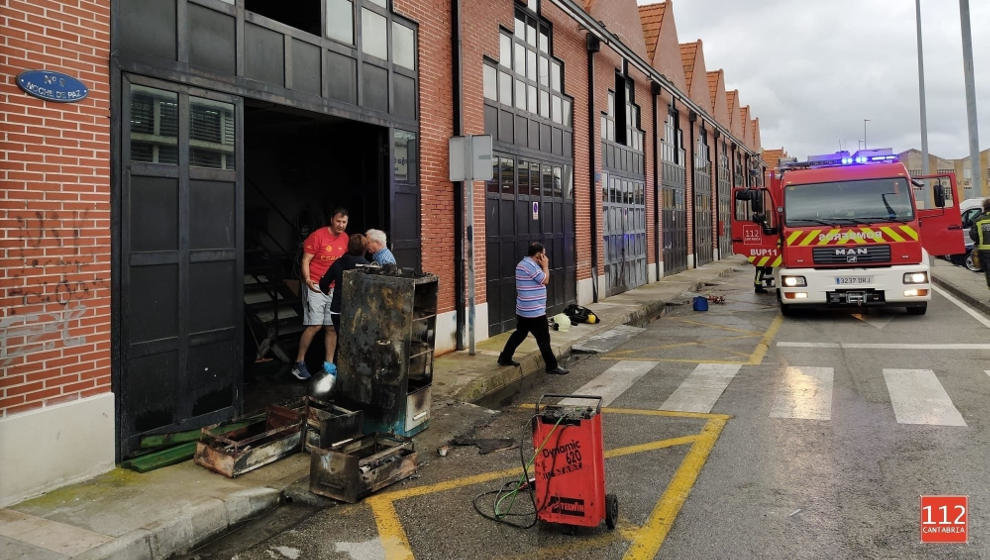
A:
[914,173,965,256]
[731,187,780,267]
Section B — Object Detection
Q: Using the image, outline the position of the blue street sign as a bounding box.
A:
[16,70,89,103]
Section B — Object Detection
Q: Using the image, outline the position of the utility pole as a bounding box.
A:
[959,0,981,198]
[916,0,930,175]
[863,119,870,150]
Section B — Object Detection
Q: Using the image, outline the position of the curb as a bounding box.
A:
[456,263,740,406]
[72,487,281,560]
[933,276,990,316]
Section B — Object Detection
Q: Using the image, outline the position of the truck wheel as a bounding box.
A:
[906,303,927,315]
[605,493,618,530]
[780,302,796,317]
[965,251,981,272]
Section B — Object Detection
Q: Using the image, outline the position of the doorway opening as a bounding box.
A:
[243,101,388,411]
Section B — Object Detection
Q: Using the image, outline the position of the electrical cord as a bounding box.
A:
[472,414,566,529]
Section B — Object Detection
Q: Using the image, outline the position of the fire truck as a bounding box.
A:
[732,149,965,316]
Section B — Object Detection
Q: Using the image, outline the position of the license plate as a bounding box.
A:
[835,276,872,285]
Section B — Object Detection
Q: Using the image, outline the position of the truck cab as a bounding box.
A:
[732,149,964,316]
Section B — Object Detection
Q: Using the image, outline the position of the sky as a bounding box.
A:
[635,0,989,161]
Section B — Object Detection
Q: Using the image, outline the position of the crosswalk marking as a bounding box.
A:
[882,369,967,427]
[659,363,741,413]
[559,360,658,407]
[769,366,833,420]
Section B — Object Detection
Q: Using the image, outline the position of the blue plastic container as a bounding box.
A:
[692,295,709,311]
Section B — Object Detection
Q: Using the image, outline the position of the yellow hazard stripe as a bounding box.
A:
[798,229,821,246]
[756,256,770,267]
[786,231,803,246]
[879,226,904,242]
[747,256,756,263]
[816,229,841,245]
[899,225,918,240]
[771,255,781,267]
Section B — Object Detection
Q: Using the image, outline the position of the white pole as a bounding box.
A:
[959,0,981,198]
[915,0,930,175]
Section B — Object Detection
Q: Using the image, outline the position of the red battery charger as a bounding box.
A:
[532,394,617,530]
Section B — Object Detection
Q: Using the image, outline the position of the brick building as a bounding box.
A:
[0,0,764,505]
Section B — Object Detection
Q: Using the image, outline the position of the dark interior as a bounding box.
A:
[243,101,388,411]
[245,0,321,36]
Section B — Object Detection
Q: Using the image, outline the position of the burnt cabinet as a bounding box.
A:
[337,268,437,436]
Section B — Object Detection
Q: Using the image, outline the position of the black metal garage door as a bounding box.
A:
[118,75,242,456]
[485,154,575,334]
[660,112,687,275]
[717,140,733,257]
[693,129,713,267]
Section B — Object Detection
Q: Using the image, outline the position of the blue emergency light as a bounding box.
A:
[783,148,898,170]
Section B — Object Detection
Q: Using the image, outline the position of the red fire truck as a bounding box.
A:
[732,149,964,316]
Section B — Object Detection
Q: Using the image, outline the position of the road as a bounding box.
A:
[180,268,990,559]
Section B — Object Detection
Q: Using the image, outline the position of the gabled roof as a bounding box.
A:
[638,2,667,63]
[706,71,720,111]
[679,41,699,91]
[585,0,649,59]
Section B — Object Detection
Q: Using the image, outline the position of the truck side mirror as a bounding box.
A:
[734,189,752,201]
[933,183,946,208]
[751,194,764,214]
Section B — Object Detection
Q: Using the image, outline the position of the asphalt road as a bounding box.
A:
[180,269,990,560]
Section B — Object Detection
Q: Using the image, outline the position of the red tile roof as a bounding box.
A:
[706,70,721,112]
[679,41,699,91]
[638,2,667,63]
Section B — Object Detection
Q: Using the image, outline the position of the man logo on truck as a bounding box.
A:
[834,247,869,256]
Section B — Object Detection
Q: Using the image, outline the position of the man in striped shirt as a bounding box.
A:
[498,242,569,375]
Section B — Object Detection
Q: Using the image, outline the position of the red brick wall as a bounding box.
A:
[394,0,457,313]
[0,0,112,417]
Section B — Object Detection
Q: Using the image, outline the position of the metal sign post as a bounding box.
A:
[449,135,493,355]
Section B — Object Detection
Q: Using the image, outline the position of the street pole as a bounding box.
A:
[863,119,870,150]
[959,0,981,198]
[915,0,930,175]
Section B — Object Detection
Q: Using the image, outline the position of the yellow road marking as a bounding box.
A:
[747,313,783,365]
[669,317,764,336]
[367,498,415,560]
[499,519,640,560]
[623,417,728,560]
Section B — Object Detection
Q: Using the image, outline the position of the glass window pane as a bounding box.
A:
[190,96,235,170]
[600,115,606,139]
[527,84,537,114]
[499,34,511,68]
[393,130,416,182]
[542,164,552,197]
[517,160,530,196]
[392,22,415,69]
[130,84,178,165]
[361,9,387,60]
[483,64,497,100]
[365,0,385,7]
[526,23,536,47]
[539,90,549,118]
[551,94,561,123]
[562,98,571,127]
[527,0,538,12]
[538,56,549,86]
[550,60,561,91]
[515,79,526,110]
[487,158,499,193]
[326,0,353,44]
[526,50,536,81]
[498,71,512,105]
[539,29,549,53]
[553,166,562,197]
[607,91,614,115]
[501,157,514,194]
[514,43,525,75]
[514,17,524,39]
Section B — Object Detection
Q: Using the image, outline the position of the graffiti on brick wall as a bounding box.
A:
[0,303,88,366]
[7,209,110,307]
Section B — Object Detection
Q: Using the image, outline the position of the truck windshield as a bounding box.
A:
[784,178,914,226]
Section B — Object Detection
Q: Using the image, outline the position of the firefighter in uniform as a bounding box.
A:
[970,198,990,288]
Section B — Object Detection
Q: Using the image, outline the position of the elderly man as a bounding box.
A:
[365,229,397,266]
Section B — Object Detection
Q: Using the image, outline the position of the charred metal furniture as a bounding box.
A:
[303,397,362,452]
[194,404,303,477]
[337,268,437,437]
[308,434,417,503]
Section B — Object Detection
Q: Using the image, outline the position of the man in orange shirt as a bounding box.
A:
[293,208,349,380]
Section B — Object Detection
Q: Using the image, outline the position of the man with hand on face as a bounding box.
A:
[497,242,569,375]
[293,208,349,381]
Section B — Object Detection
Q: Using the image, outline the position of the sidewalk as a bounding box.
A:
[3,254,986,560]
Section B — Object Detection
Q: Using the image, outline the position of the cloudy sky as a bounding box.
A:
[638,0,989,161]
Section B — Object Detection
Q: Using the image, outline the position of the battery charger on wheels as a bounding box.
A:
[532,394,617,530]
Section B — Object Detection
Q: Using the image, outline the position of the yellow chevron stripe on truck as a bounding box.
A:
[785,226,920,246]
